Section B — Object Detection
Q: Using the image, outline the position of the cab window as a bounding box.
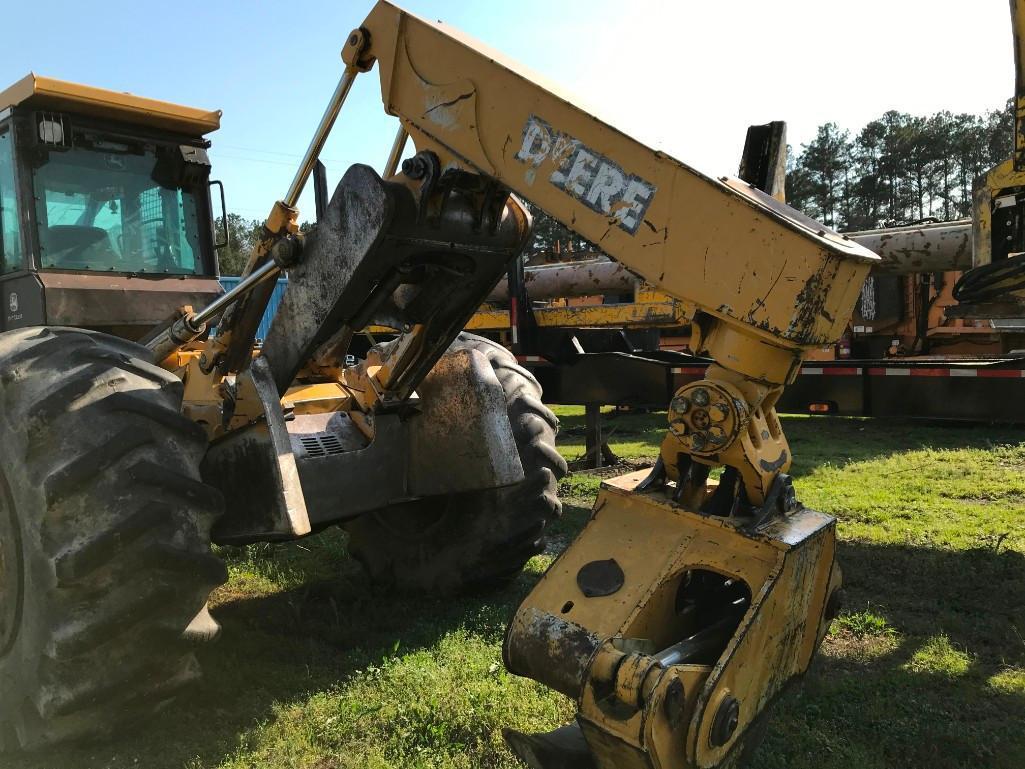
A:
[0,130,22,273]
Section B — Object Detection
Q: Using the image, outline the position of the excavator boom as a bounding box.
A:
[352,1,876,360]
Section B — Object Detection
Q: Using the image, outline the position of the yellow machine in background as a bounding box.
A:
[951,0,1025,314]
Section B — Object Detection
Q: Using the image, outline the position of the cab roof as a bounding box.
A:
[0,74,221,136]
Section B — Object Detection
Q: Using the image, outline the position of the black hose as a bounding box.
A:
[953,252,1025,303]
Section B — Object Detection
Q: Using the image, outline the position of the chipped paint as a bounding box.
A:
[514,115,656,234]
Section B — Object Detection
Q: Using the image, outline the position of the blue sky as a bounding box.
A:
[3,0,1012,224]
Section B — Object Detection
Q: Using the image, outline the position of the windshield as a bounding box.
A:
[32,137,207,274]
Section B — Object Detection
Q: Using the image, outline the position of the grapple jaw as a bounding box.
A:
[503,469,842,769]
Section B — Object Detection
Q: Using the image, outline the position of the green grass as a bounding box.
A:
[12,410,1025,768]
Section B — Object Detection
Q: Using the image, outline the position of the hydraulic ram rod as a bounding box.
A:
[144,65,362,364]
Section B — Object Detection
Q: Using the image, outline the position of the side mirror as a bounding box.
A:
[210,179,229,249]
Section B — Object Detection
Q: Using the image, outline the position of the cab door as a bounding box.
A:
[0,119,44,331]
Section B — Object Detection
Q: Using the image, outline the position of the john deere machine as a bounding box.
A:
[0,2,880,765]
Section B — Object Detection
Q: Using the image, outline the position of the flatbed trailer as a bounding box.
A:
[522,351,1025,422]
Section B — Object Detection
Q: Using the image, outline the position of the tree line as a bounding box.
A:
[216,102,1014,275]
[787,101,1013,231]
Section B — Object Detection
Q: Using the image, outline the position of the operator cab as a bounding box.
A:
[0,74,225,339]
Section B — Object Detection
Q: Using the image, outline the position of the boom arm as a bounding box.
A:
[347,1,877,502]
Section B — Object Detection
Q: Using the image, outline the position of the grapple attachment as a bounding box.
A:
[504,469,842,769]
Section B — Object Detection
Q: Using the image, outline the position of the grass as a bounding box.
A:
[12,409,1025,769]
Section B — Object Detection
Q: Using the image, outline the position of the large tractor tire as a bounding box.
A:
[345,333,568,593]
[0,327,226,751]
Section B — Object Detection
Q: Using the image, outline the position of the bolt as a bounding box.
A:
[671,396,691,415]
[708,426,727,445]
[692,409,711,430]
[780,483,798,512]
[690,432,707,451]
[402,156,427,180]
[692,387,710,407]
[709,695,740,748]
[663,679,687,730]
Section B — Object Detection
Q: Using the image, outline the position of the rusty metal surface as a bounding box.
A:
[504,606,602,700]
[38,272,222,330]
[846,220,972,274]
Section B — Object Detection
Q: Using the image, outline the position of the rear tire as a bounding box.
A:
[0,327,226,751]
[344,333,567,593]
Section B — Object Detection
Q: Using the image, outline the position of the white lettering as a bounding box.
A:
[515,119,551,167]
[564,149,598,197]
[618,179,654,231]
[585,162,626,214]
[513,115,657,235]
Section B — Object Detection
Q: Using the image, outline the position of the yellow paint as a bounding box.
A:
[506,470,839,769]
[282,382,352,414]
[0,73,220,135]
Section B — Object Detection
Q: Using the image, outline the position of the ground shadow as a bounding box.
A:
[755,540,1025,769]
[6,547,535,769]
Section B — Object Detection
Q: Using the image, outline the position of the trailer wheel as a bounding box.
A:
[345,333,567,593]
[0,327,225,751]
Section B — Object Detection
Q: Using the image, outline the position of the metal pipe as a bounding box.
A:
[487,258,635,301]
[484,221,975,305]
[383,124,409,179]
[145,260,282,362]
[284,66,359,207]
[847,219,972,274]
[194,260,281,326]
[655,613,742,667]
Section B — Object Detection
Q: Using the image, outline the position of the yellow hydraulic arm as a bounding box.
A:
[346,2,876,503]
